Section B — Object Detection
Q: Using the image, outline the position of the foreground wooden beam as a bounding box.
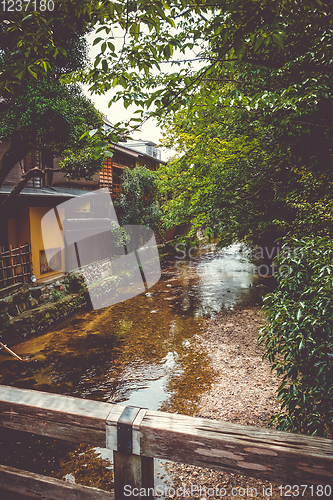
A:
[139,410,333,485]
[0,385,332,488]
[0,464,114,499]
[0,385,122,447]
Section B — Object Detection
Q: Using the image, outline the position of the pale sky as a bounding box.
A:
[84,90,166,153]
[82,22,205,162]
[82,30,175,161]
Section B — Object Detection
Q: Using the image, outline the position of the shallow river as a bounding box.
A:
[0,243,263,490]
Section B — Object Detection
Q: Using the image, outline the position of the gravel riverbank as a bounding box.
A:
[164,306,315,499]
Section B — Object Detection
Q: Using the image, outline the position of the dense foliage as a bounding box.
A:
[0,3,112,189]
[114,166,161,230]
[0,78,104,159]
[2,1,331,120]
[156,0,333,245]
[258,238,333,437]
[1,0,332,437]
[158,88,333,246]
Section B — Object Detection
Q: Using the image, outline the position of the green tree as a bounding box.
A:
[3,1,331,123]
[0,78,105,185]
[114,166,161,230]
[155,0,333,245]
[158,80,333,247]
[0,1,104,91]
[0,4,113,217]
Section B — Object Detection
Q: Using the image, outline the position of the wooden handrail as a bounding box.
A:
[0,385,332,499]
[0,464,114,500]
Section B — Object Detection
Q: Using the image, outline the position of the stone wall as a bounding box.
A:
[0,274,88,345]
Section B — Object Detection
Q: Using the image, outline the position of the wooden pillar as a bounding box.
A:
[9,245,15,283]
[107,407,154,500]
[0,247,3,286]
[113,452,154,500]
[18,244,24,282]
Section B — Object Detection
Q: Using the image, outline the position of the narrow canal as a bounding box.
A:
[0,243,263,491]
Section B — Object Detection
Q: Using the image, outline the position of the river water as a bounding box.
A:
[0,243,263,491]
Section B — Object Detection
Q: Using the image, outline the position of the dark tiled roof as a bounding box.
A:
[0,185,92,198]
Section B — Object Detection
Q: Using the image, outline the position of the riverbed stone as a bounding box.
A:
[30,287,43,299]
[0,300,8,313]
[28,297,39,309]
[8,304,18,316]
[17,286,30,301]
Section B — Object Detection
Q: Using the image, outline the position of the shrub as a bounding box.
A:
[51,289,66,302]
[114,166,162,230]
[63,273,87,294]
[258,237,333,437]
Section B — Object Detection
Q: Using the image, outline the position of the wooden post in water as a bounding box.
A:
[113,452,154,500]
[107,406,154,500]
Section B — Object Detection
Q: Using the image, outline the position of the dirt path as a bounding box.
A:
[165,307,316,499]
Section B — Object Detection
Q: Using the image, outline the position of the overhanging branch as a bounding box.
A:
[0,167,50,220]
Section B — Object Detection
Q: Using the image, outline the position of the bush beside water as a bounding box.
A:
[259,237,333,437]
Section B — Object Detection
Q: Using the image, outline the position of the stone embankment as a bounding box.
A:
[0,242,173,346]
[0,274,87,345]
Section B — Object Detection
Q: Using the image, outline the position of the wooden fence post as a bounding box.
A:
[113,452,154,500]
[107,407,154,500]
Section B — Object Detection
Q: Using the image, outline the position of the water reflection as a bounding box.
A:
[0,243,261,490]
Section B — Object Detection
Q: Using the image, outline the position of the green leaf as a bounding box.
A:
[93,37,103,46]
[234,39,245,59]
[79,131,88,141]
[22,14,33,22]
[102,59,108,72]
[15,70,25,80]
[272,34,284,51]
[27,66,37,79]
[107,2,114,18]
[253,35,264,52]
[224,61,234,73]
[58,47,67,57]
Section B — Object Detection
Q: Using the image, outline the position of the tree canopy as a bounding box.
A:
[157,77,333,246]
[152,0,333,246]
[0,1,114,191]
[2,1,331,116]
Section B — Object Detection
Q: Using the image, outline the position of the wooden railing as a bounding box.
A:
[0,243,32,288]
[0,386,332,499]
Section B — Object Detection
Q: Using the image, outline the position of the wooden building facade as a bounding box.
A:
[0,141,164,284]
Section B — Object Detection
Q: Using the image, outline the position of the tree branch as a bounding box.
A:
[0,167,46,220]
[0,137,29,187]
